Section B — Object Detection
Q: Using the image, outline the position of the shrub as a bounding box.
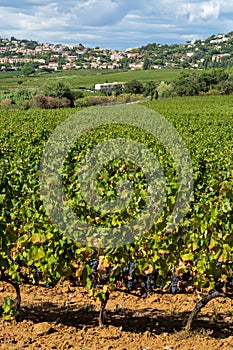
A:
[32,94,72,109]
[157,82,174,98]
[1,98,13,109]
[47,97,71,108]
[42,81,75,105]
[33,94,49,109]
[15,89,33,102]
[74,96,115,107]
[124,79,144,94]
[18,99,32,110]
[73,90,84,100]
[117,94,131,103]
[208,89,220,96]
[220,79,233,95]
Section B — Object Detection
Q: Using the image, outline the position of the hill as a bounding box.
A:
[0,31,233,74]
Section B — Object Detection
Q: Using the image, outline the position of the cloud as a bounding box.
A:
[0,0,232,49]
[179,1,220,22]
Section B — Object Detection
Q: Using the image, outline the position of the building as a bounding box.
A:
[95,82,125,90]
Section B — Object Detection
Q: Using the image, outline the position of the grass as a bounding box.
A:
[0,68,181,91]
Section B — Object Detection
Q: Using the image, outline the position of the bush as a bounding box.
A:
[15,88,33,103]
[101,88,112,96]
[47,96,71,109]
[124,79,144,94]
[32,94,72,109]
[157,82,174,98]
[220,79,233,95]
[116,94,144,103]
[74,96,116,107]
[42,81,75,105]
[73,90,84,100]
[33,94,49,109]
[1,98,13,109]
[18,99,31,110]
[208,89,220,96]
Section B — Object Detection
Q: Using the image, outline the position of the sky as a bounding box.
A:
[0,0,233,50]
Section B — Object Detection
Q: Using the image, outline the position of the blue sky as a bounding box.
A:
[0,0,233,49]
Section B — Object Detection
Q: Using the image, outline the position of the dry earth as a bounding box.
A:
[0,280,232,350]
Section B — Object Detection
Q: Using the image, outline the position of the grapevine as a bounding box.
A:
[0,95,232,329]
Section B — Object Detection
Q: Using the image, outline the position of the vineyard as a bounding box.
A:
[0,94,233,349]
[0,68,179,91]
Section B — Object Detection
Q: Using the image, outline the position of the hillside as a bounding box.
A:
[0,31,233,74]
[137,32,233,69]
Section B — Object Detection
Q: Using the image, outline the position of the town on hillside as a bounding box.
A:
[0,32,233,74]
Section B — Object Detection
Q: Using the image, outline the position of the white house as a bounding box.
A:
[95,82,125,90]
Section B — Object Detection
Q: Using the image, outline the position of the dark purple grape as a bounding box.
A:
[31,264,41,282]
[101,273,109,282]
[146,277,153,295]
[45,281,53,289]
[13,259,20,266]
[127,279,134,292]
[89,260,98,274]
[171,273,179,295]
[129,262,136,276]
[182,270,190,283]
[216,262,223,268]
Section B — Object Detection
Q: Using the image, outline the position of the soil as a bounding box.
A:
[0,280,232,350]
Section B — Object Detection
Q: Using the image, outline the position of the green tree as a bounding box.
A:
[124,80,144,94]
[173,72,200,96]
[21,63,35,76]
[42,81,75,106]
[101,88,112,96]
[220,79,233,94]
[113,84,123,97]
[143,57,151,70]
[144,80,158,100]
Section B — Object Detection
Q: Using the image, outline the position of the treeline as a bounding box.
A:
[98,68,233,98]
[0,79,150,110]
[172,69,233,96]
[0,81,82,110]
[1,68,233,110]
[148,68,233,98]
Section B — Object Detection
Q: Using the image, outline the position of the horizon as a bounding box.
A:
[0,30,230,52]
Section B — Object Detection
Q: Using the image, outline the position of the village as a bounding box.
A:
[0,32,233,73]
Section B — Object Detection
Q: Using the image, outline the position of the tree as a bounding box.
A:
[158,82,174,98]
[113,84,123,97]
[101,88,112,96]
[42,81,75,106]
[173,72,200,96]
[144,80,158,100]
[124,80,144,94]
[119,57,130,69]
[21,63,35,76]
[220,79,233,94]
[143,57,151,70]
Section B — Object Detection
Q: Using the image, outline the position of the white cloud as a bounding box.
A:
[180,1,220,22]
[0,0,232,48]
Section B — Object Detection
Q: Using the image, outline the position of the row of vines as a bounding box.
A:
[0,95,232,329]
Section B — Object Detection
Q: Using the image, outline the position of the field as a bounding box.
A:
[0,68,179,91]
[0,94,232,349]
[0,281,232,350]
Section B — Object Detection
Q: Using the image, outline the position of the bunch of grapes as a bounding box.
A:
[88,260,111,285]
[123,262,158,295]
[170,273,179,295]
